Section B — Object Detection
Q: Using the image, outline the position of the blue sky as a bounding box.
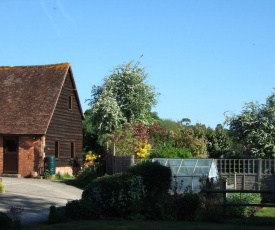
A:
[1,0,275,128]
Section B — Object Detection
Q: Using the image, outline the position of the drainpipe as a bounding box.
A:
[39,136,46,175]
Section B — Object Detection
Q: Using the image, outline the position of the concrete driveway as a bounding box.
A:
[0,177,83,226]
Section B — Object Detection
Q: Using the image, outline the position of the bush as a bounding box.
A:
[0,181,5,194]
[48,206,67,224]
[74,167,98,188]
[199,198,224,222]
[82,173,145,218]
[150,144,192,159]
[65,200,100,220]
[226,193,261,218]
[126,161,172,219]
[9,205,24,229]
[127,161,172,197]
[162,194,182,221]
[0,212,12,230]
[177,192,202,221]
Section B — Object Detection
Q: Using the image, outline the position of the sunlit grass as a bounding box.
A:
[254,207,275,217]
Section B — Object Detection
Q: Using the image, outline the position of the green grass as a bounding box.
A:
[25,218,275,230]
[254,207,275,217]
[51,173,75,182]
[225,207,275,226]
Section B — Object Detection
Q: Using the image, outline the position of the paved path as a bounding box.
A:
[0,177,83,226]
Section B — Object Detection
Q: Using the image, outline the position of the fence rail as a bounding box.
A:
[202,187,275,219]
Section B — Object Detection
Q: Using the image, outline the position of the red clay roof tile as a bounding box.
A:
[0,63,81,134]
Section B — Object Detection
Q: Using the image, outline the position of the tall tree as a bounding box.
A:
[225,90,275,158]
[87,61,159,139]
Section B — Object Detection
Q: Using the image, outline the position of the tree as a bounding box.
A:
[87,61,159,140]
[181,118,191,126]
[206,125,231,158]
[82,109,105,153]
[225,90,275,158]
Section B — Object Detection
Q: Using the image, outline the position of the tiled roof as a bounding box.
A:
[0,63,81,134]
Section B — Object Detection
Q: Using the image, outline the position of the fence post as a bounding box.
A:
[222,178,227,220]
[257,159,262,190]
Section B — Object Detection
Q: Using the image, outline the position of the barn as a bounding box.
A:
[0,63,84,177]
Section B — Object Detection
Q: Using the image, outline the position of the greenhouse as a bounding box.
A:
[152,158,218,193]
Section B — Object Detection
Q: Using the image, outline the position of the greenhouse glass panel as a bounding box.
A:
[193,167,209,174]
[170,167,179,174]
[152,158,218,193]
[196,159,212,167]
[181,159,197,167]
[178,166,193,175]
[192,178,201,193]
[155,158,168,165]
[167,159,182,167]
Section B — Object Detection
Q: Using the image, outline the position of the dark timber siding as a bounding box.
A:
[45,71,83,167]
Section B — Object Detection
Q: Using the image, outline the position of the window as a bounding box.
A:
[71,142,75,159]
[55,141,60,158]
[68,95,73,110]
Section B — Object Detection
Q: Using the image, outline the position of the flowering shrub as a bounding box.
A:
[84,151,99,168]
[135,142,151,159]
[74,151,104,188]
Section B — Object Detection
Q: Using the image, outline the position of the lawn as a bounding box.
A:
[25,220,275,230]
[25,211,275,230]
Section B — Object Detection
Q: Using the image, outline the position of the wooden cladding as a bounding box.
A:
[45,71,83,167]
[71,142,75,159]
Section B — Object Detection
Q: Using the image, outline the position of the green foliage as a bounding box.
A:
[206,125,231,158]
[106,126,136,156]
[74,166,98,188]
[177,192,202,221]
[9,205,24,229]
[225,90,275,158]
[126,161,172,219]
[65,200,100,220]
[82,109,105,153]
[0,212,12,230]
[0,181,5,194]
[200,198,224,222]
[54,173,74,181]
[87,61,159,139]
[161,194,181,220]
[162,192,202,221]
[148,121,171,150]
[173,127,208,158]
[42,170,52,179]
[158,119,182,132]
[150,142,192,158]
[126,161,172,199]
[226,193,261,218]
[82,173,145,217]
[48,205,67,224]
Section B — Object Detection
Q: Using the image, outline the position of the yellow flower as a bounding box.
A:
[135,142,151,159]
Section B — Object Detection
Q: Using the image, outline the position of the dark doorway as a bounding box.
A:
[3,136,18,173]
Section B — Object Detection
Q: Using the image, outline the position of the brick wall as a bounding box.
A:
[18,136,41,177]
[0,137,3,173]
